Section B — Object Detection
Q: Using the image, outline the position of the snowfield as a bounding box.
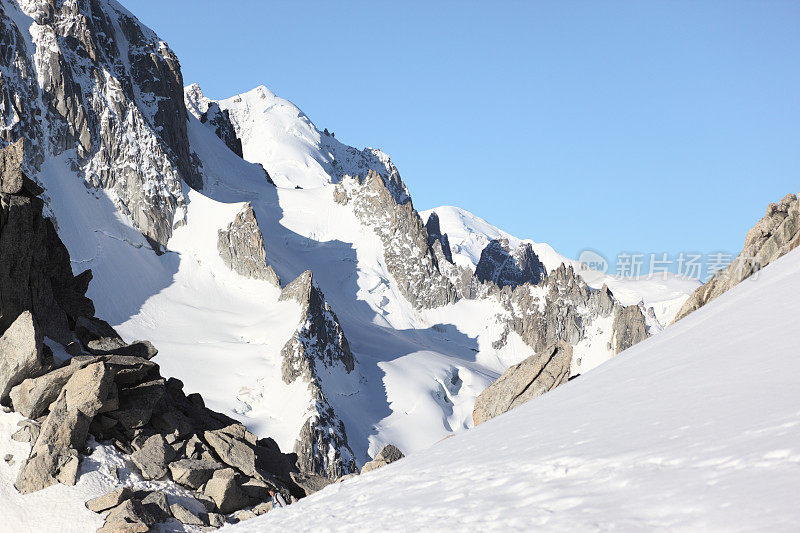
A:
[230,248,800,531]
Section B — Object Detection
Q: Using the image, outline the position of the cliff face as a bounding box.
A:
[0,0,201,247]
[278,271,358,479]
[674,192,800,323]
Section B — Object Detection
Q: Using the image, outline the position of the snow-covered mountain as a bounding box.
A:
[0,0,699,479]
[229,245,800,532]
[0,0,726,529]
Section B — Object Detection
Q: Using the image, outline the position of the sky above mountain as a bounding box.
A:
[124,0,799,276]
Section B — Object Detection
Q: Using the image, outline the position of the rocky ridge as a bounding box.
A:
[278,271,358,479]
[0,0,202,247]
[0,144,340,530]
[217,203,280,285]
[674,191,800,322]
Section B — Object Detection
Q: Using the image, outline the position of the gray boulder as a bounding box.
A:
[204,426,258,477]
[203,468,249,514]
[99,499,158,532]
[0,311,48,403]
[170,502,204,526]
[110,379,165,429]
[130,434,175,480]
[9,357,96,418]
[361,444,405,474]
[473,341,572,426]
[16,362,113,493]
[290,471,334,496]
[169,458,222,489]
[86,487,133,512]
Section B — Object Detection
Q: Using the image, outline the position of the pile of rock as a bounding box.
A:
[2,309,320,529]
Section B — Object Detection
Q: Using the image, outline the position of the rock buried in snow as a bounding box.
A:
[86,487,134,512]
[130,434,175,480]
[472,341,572,426]
[361,444,405,474]
[170,502,204,526]
[0,311,49,403]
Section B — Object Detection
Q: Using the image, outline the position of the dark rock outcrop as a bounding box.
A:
[217,203,280,285]
[184,84,243,158]
[674,192,800,322]
[335,170,458,309]
[612,305,649,354]
[425,211,453,263]
[472,341,572,425]
[278,271,358,479]
[0,1,202,246]
[475,239,546,288]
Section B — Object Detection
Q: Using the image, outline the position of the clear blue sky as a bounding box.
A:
[126,1,799,277]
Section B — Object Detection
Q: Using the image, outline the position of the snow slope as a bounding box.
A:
[230,247,800,532]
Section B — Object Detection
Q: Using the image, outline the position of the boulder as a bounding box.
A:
[290,471,333,496]
[109,379,165,429]
[361,444,405,474]
[472,341,572,426]
[102,355,158,385]
[203,468,249,514]
[130,434,175,480]
[0,311,48,403]
[87,340,158,360]
[100,499,158,532]
[204,426,258,477]
[15,362,113,493]
[169,458,223,489]
[170,503,203,526]
[140,491,172,522]
[86,487,133,512]
[9,357,95,418]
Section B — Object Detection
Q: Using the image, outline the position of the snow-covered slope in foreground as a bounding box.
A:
[233,248,800,531]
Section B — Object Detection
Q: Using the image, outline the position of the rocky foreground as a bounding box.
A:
[0,142,402,531]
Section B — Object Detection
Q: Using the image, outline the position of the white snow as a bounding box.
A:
[228,248,800,532]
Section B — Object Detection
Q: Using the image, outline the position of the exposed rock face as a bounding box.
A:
[335,170,458,309]
[278,271,357,479]
[217,203,280,285]
[612,305,649,354]
[425,211,453,263]
[473,341,572,426]
[360,444,405,474]
[495,264,622,353]
[674,192,800,323]
[0,0,202,246]
[0,144,96,343]
[185,83,243,157]
[475,239,546,288]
